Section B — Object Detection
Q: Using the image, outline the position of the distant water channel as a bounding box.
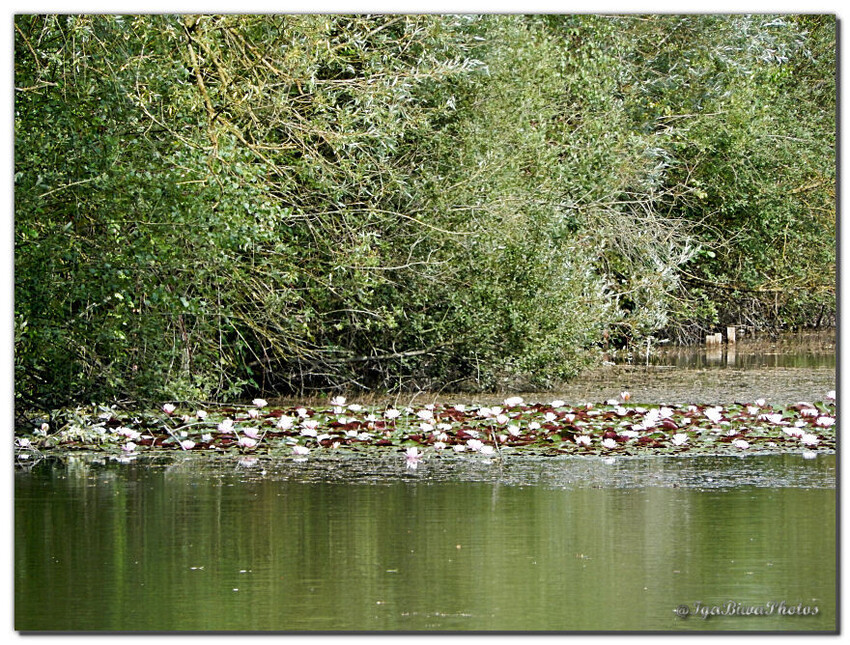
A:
[15,332,837,632]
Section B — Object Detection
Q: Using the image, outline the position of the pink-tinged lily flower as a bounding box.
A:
[467,439,484,452]
[162,403,176,415]
[243,428,260,439]
[815,416,835,427]
[754,398,766,407]
[292,445,310,456]
[732,439,749,449]
[495,414,509,425]
[179,440,196,450]
[671,433,688,446]
[122,441,137,453]
[405,447,422,469]
[252,398,268,409]
[237,437,257,449]
[800,433,819,446]
[218,418,234,434]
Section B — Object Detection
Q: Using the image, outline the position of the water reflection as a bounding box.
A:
[15,455,836,632]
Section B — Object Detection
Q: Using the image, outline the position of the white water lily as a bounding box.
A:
[196,410,207,420]
[480,445,495,456]
[544,412,557,423]
[759,413,784,425]
[276,415,294,430]
[419,422,434,433]
[452,444,467,452]
[783,427,804,438]
[704,408,723,424]
[385,408,401,420]
[620,391,631,402]
[434,441,447,450]
[551,400,565,408]
[292,444,310,456]
[508,424,521,437]
[300,428,318,438]
[348,404,362,412]
[575,435,591,446]
[179,439,196,450]
[747,406,760,415]
[237,437,256,448]
[122,441,137,453]
[201,433,212,443]
[302,419,320,431]
[218,418,235,434]
[528,421,541,431]
[800,433,819,446]
[467,439,484,452]
[252,398,268,409]
[732,439,749,449]
[330,396,346,407]
[495,413,509,425]
[826,390,835,401]
[247,409,259,419]
[802,450,817,459]
[815,416,835,427]
[800,408,819,417]
[296,407,309,418]
[162,403,176,415]
[243,428,260,439]
[754,398,766,407]
[601,437,617,449]
[504,396,524,407]
[671,433,688,446]
[416,409,434,421]
[405,447,422,469]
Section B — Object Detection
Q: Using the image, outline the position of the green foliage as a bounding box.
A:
[15,14,835,407]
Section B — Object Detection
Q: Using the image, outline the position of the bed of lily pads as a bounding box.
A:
[15,391,836,468]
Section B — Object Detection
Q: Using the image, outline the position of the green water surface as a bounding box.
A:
[15,453,835,632]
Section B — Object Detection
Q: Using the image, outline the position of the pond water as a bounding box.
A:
[15,452,835,632]
[14,333,837,632]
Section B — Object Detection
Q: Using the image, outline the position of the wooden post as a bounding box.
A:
[726,326,736,344]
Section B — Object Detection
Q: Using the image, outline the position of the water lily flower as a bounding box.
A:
[466,429,480,438]
[385,408,401,420]
[759,413,784,425]
[601,437,617,449]
[218,418,235,434]
[277,415,294,430]
[201,433,212,443]
[348,404,363,412]
[252,398,268,409]
[574,435,590,446]
[544,412,557,423]
[196,410,208,420]
[815,416,835,427]
[754,398,766,407]
[330,396,346,407]
[236,437,257,449]
[508,424,521,437]
[162,403,176,415]
[122,442,137,453]
[16,437,31,448]
[454,404,467,412]
[620,430,639,439]
[405,447,422,469]
[292,445,309,456]
[732,439,749,449]
[495,414,509,425]
[480,445,495,456]
[671,433,688,446]
[302,419,320,431]
[365,414,378,422]
[434,441,447,450]
[437,423,453,432]
[243,428,260,439]
[747,406,760,416]
[453,444,467,452]
[826,390,835,402]
[659,407,674,419]
[40,422,50,433]
[247,409,259,419]
[620,391,631,402]
[783,427,804,438]
[504,396,524,407]
[477,406,493,418]
[704,408,723,424]
[357,432,371,441]
[420,422,434,433]
[551,400,565,408]
[800,433,819,446]
[416,409,434,421]
[300,428,318,438]
[467,439,484,452]
[179,440,196,450]
[802,450,817,460]
[528,421,541,431]
[800,408,819,417]
[296,407,308,418]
